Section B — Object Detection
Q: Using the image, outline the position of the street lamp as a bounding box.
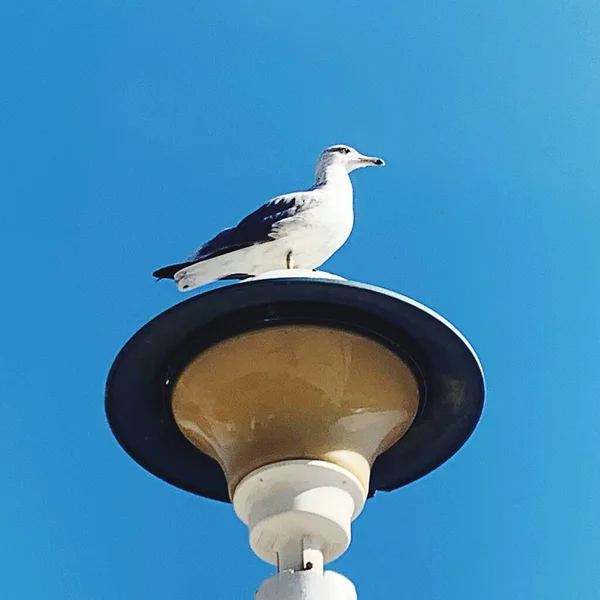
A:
[106,270,484,599]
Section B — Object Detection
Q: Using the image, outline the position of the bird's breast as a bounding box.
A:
[278,192,354,268]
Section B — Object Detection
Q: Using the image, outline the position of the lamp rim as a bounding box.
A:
[105,277,485,502]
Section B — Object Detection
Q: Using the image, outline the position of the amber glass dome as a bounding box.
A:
[171,324,420,496]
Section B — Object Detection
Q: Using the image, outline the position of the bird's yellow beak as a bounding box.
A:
[358,155,385,166]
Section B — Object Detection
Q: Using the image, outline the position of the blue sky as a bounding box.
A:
[2,1,600,598]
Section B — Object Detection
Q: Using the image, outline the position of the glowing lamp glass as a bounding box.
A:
[171,325,420,497]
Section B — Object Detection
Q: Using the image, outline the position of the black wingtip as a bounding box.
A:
[152,268,175,280]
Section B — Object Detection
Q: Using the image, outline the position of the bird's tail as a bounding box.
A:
[172,251,254,291]
[152,261,197,280]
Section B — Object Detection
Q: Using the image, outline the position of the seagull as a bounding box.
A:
[153,144,385,291]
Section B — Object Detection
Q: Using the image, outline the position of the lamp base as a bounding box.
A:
[256,570,357,600]
[233,460,367,568]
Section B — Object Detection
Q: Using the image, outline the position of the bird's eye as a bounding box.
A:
[339,147,350,154]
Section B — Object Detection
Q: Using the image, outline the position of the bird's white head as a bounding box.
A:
[316,144,385,175]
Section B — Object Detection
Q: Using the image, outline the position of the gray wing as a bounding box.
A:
[188,193,314,262]
[152,193,316,280]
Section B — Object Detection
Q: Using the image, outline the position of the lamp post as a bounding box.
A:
[106,270,484,599]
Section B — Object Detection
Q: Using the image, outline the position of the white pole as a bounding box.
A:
[255,570,357,600]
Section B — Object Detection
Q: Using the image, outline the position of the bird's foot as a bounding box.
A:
[286,251,295,270]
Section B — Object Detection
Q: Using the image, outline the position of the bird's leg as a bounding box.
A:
[286,251,295,270]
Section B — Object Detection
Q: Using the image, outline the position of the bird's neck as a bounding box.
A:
[314,164,352,193]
